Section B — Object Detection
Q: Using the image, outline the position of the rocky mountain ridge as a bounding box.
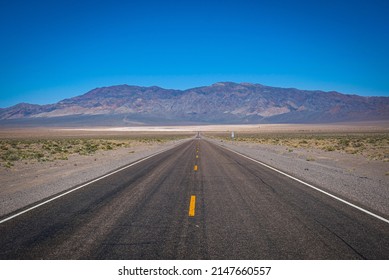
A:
[1,82,388,125]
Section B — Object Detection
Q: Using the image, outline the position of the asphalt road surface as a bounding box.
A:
[1,137,388,259]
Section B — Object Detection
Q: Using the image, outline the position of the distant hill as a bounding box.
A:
[1,82,388,126]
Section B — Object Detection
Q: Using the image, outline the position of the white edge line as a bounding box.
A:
[218,143,389,225]
[0,140,189,225]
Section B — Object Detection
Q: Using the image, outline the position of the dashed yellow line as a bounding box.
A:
[196,155,199,158]
[189,195,196,217]
[194,165,198,171]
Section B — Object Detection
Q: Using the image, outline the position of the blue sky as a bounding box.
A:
[1,0,388,107]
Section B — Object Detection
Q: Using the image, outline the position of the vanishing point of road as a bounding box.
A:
[1,136,388,259]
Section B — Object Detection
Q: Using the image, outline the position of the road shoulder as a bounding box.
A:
[0,138,190,217]
[206,137,389,218]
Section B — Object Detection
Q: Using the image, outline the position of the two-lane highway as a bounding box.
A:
[0,137,388,259]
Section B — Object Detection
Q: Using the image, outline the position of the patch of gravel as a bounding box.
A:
[0,138,190,218]
[206,137,389,218]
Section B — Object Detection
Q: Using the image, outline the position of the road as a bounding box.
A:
[0,137,388,259]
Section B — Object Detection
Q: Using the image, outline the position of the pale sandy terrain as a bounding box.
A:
[54,121,389,133]
[0,121,388,137]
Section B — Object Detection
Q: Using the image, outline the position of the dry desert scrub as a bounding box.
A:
[208,132,389,162]
[0,134,189,168]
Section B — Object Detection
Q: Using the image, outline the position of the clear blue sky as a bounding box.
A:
[1,0,388,107]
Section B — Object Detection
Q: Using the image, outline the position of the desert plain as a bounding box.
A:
[0,121,388,218]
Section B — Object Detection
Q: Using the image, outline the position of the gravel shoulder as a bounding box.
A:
[0,138,190,217]
[206,137,389,218]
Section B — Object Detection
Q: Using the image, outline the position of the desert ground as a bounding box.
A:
[1,121,388,217]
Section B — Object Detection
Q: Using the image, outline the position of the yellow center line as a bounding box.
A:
[189,195,196,217]
[196,155,199,158]
[194,165,198,171]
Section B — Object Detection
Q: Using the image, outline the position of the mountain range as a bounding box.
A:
[1,82,388,126]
